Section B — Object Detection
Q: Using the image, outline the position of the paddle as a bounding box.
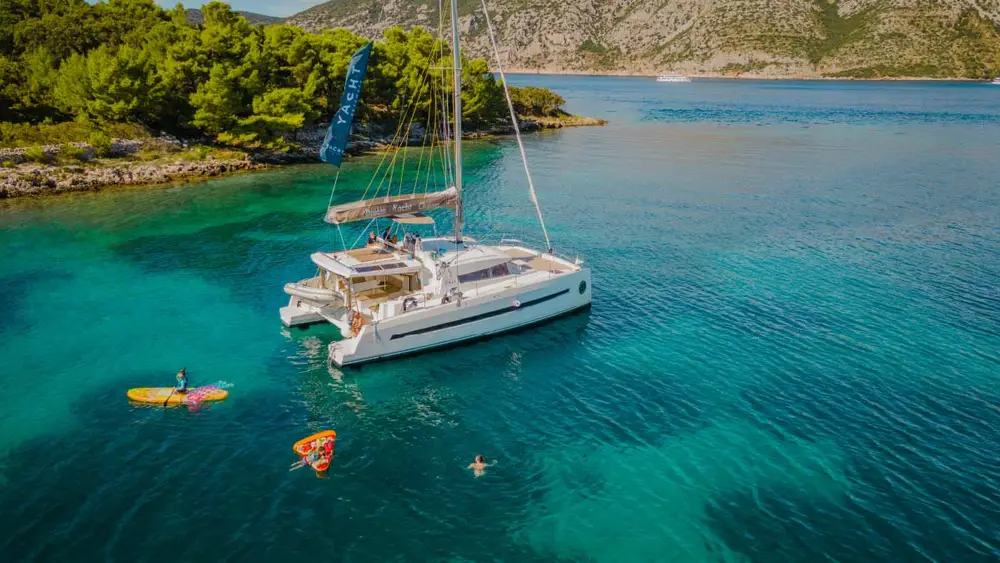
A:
[162,388,176,407]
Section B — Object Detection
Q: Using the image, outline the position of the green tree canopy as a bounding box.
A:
[1,0,567,147]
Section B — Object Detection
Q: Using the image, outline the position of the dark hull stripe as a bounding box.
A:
[390,289,571,340]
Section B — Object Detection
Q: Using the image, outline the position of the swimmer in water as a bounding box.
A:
[468,455,494,478]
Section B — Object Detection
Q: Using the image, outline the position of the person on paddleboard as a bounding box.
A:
[175,368,189,393]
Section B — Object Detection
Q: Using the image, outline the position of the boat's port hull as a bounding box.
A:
[329,268,591,366]
[280,296,328,327]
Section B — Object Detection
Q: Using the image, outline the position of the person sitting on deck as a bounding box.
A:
[381,226,391,243]
[175,368,189,393]
[367,231,376,246]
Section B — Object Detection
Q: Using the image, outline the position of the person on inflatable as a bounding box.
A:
[306,438,334,473]
[175,368,189,393]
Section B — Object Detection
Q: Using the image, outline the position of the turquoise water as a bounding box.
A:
[2,78,1000,562]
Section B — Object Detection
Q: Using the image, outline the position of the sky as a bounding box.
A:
[156,0,326,18]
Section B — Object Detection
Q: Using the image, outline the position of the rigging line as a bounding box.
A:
[360,126,402,202]
[422,75,436,195]
[393,67,434,198]
[350,218,377,249]
[411,103,429,196]
[419,66,443,196]
[433,0,454,189]
[326,169,342,246]
[416,69,441,196]
[370,61,435,201]
[479,0,553,252]
[336,222,347,252]
[326,168,342,210]
[428,72,445,193]
[438,0,455,188]
[425,91,439,195]
[361,60,434,202]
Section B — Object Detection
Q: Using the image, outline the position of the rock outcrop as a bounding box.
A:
[0,158,269,198]
[0,139,147,165]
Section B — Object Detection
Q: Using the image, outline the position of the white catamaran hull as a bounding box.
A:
[329,269,591,366]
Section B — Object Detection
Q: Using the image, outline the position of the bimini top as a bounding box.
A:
[311,252,421,278]
[391,213,435,225]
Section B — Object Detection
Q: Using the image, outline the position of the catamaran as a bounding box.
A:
[280,0,592,366]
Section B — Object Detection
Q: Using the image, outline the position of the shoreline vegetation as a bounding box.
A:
[0,116,605,198]
[0,0,604,199]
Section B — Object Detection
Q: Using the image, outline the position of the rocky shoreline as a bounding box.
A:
[0,158,272,198]
[0,116,605,199]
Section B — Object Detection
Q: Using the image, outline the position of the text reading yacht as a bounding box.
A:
[280,0,592,366]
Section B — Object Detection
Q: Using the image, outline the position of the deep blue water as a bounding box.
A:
[2,77,1000,562]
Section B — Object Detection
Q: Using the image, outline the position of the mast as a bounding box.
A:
[450,0,463,243]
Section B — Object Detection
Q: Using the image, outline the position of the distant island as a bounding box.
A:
[287,0,1000,80]
[0,0,602,198]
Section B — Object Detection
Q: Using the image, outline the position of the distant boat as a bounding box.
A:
[657,73,691,83]
[991,77,1000,85]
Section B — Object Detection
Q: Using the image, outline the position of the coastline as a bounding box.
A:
[0,116,606,200]
[503,68,985,82]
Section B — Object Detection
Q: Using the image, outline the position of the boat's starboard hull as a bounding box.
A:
[329,269,592,366]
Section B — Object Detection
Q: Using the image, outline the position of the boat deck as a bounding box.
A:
[524,257,566,273]
[502,247,567,274]
[345,246,396,262]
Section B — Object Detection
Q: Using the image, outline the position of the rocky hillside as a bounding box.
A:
[285,0,1000,78]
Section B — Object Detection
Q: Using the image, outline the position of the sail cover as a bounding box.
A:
[320,43,373,167]
[324,187,458,224]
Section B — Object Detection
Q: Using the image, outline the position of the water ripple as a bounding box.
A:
[4,78,1000,562]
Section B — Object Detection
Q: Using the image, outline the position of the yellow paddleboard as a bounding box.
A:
[127,387,228,405]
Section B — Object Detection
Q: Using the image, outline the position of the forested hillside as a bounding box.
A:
[0,0,563,149]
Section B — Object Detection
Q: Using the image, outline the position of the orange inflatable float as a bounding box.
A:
[293,430,337,472]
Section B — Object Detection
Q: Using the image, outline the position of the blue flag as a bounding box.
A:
[320,43,373,167]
